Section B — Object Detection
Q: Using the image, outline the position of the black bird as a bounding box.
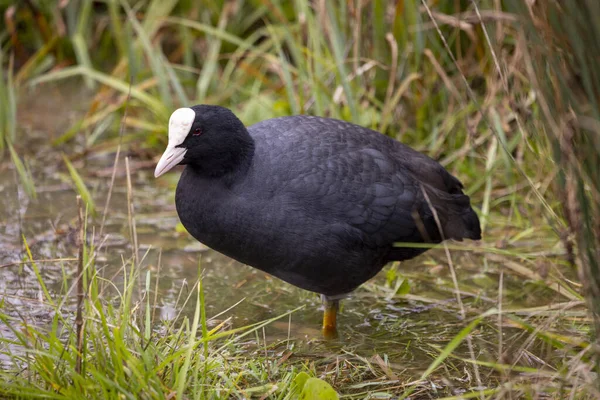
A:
[155,105,481,338]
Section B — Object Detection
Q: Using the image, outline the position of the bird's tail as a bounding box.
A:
[452,205,481,240]
[422,189,482,241]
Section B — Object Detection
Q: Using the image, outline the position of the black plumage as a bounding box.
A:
[165,105,481,299]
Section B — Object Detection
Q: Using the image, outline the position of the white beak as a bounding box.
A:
[154,146,187,177]
[155,107,196,178]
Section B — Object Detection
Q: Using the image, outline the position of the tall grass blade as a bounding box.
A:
[22,235,55,307]
[122,1,172,109]
[176,277,202,399]
[63,154,96,217]
[141,0,179,37]
[0,51,17,148]
[324,1,357,121]
[31,66,168,119]
[8,144,36,199]
[268,25,300,115]
[196,2,231,102]
[107,0,126,58]
[73,0,95,88]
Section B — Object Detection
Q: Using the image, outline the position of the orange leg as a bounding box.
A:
[322,296,339,339]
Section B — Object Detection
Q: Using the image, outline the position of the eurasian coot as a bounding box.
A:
[155,105,481,337]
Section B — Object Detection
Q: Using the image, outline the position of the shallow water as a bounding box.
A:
[0,83,579,393]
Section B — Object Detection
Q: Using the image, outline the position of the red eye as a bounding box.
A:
[192,127,202,136]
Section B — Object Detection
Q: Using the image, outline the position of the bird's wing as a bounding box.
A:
[250,116,438,248]
[290,147,429,246]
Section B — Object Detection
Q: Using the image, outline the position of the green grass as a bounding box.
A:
[0,0,599,398]
[0,233,307,398]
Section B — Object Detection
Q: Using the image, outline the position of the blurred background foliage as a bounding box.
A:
[0,0,525,148]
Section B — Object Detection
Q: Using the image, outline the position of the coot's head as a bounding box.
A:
[154,105,252,177]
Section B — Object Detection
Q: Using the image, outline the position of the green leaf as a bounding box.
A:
[299,377,339,400]
[291,372,310,397]
[385,266,397,285]
[175,222,188,233]
[395,278,410,296]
